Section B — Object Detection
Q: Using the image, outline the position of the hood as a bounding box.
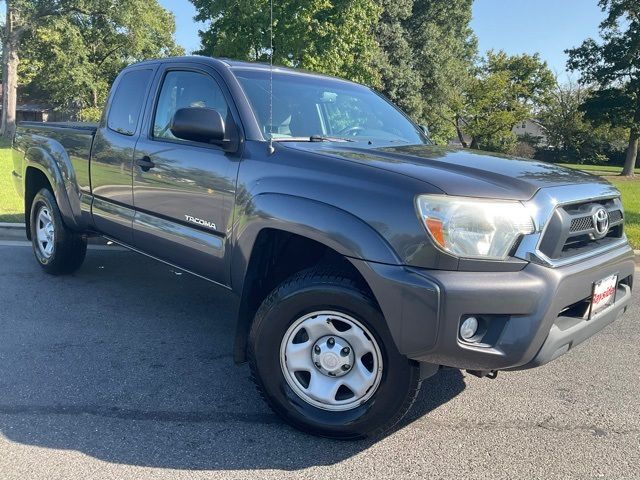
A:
[284,143,609,201]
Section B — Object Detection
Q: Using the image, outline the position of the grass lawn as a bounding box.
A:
[1,142,639,248]
[559,163,640,175]
[609,178,640,249]
[0,140,23,223]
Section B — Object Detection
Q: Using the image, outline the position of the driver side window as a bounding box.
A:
[153,70,229,142]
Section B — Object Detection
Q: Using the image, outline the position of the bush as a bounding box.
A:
[78,107,102,123]
[513,141,536,158]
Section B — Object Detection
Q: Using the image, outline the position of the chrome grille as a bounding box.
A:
[609,209,623,223]
[569,215,594,232]
[568,209,623,233]
[537,198,625,261]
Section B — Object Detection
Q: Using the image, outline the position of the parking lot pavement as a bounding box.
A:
[0,243,638,480]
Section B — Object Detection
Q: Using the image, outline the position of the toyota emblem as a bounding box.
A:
[593,207,610,237]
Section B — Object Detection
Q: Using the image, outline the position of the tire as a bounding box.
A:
[248,266,421,439]
[29,188,87,275]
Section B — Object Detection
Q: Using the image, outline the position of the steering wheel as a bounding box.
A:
[337,126,365,137]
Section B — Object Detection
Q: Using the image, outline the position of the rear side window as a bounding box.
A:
[107,69,152,136]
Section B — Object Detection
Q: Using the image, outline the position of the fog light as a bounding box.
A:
[460,316,479,341]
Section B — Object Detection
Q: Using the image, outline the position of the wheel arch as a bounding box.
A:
[23,142,84,233]
[231,194,400,363]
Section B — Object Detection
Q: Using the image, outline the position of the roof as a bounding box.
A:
[16,103,51,112]
[127,55,357,84]
[0,84,52,111]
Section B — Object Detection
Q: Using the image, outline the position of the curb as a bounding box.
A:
[0,222,27,241]
[0,223,113,247]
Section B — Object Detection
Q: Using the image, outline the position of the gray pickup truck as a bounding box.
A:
[11,56,635,439]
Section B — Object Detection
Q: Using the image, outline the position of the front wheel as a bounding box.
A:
[248,267,421,439]
[30,188,87,275]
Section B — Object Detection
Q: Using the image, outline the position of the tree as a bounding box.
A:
[405,0,477,144]
[1,0,61,138]
[1,0,181,137]
[566,0,640,177]
[192,0,381,86]
[461,51,554,153]
[20,0,183,119]
[373,0,477,144]
[373,0,423,122]
[538,79,628,164]
[191,0,476,143]
[538,79,589,156]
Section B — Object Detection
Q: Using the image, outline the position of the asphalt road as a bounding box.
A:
[0,241,638,479]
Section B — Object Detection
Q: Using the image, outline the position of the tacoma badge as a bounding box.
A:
[185,215,216,230]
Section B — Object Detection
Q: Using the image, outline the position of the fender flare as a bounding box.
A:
[230,193,400,292]
[23,138,85,231]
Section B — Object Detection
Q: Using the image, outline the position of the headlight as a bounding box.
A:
[416,195,535,260]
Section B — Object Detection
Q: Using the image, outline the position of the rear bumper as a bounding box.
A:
[352,243,635,371]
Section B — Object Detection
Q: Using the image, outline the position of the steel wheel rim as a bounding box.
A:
[35,205,55,259]
[280,310,383,411]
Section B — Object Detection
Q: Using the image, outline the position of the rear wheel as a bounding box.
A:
[248,266,421,439]
[30,188,87,275]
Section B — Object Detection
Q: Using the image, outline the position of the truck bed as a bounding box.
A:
[18,121,98,133]
[15,121,98,193]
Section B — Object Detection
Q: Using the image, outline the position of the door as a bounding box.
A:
[90,68,154,243]
[131,66,241,284]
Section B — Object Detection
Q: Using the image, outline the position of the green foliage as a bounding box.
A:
[77,106,102,122]
[192,0,382,86]
[373,0,476,144]
[373,0,423,122]
[566,0,640,175]
[18,0,183,112]
[461,51,555,153]
[191,0,477,144]
[538,80,628,165]
[405,0,477,144]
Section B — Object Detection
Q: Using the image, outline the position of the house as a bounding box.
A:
[512,119,548,146]
[0,84,58,122]
[449,118,550,148]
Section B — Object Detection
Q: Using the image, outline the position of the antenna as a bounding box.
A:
[267,0,275,155]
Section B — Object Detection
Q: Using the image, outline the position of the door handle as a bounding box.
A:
[136,156,155,172]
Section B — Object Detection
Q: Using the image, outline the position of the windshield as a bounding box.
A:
[234,69,426,145]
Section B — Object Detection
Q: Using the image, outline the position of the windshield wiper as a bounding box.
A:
[310,135,355,143]
[271,135,355,143]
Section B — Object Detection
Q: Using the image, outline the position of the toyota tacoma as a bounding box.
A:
[11,57,635,439]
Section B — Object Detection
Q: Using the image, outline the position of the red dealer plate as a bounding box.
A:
[589,274,618,319]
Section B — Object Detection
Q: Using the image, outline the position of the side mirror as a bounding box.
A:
[170,107,226,144]
[419,124,430,138]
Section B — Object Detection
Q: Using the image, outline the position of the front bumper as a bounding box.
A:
[352,243,635,371]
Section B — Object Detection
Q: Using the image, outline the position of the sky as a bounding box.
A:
[470,0,605,76]
[160,0,606,75]
[158,0,205,55]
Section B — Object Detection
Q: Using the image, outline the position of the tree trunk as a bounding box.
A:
[622,127,638,177]
[470,137,479,149]
[455,115,468,148]
[1,3,20,141]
